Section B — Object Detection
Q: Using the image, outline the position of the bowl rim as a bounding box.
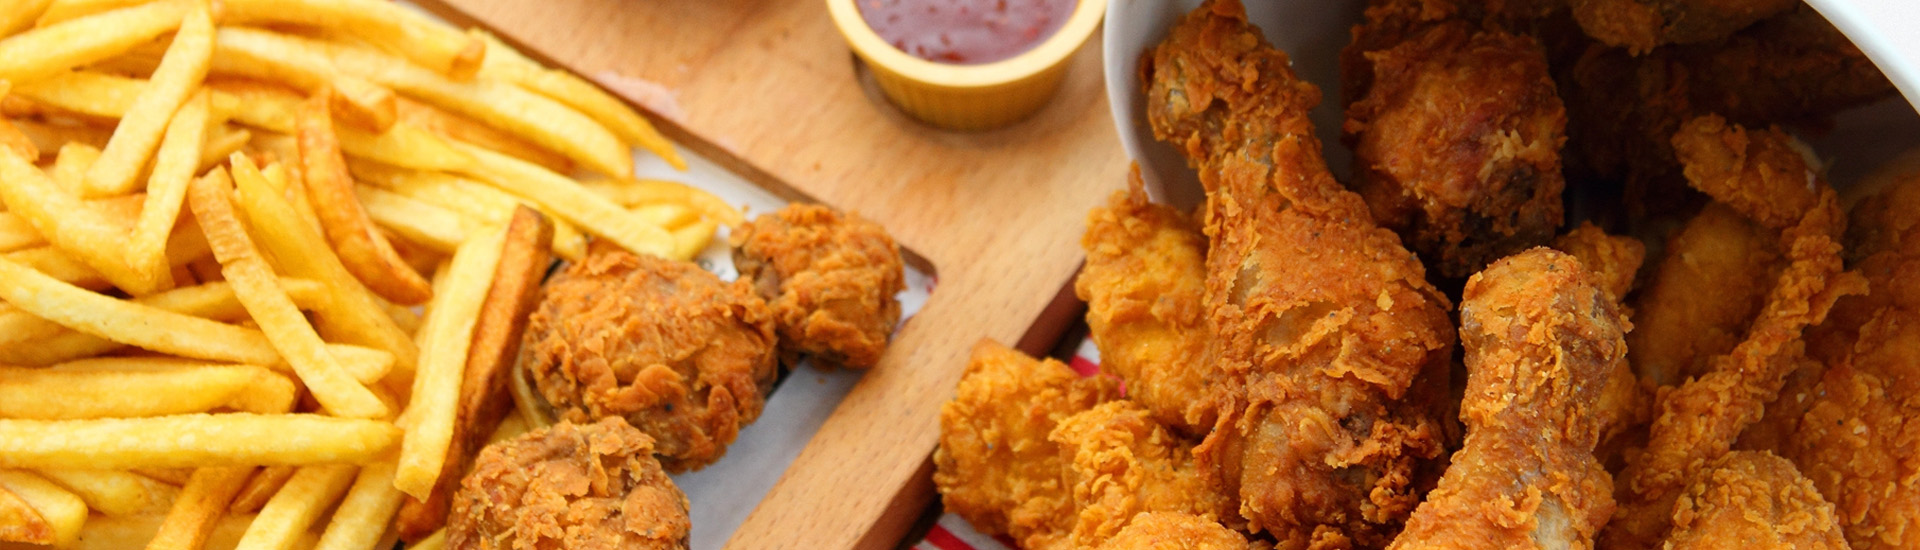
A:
[827,0,1107,88]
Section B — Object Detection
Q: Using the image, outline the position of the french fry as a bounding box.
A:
[231,464,354,550]
[82,2,210,197]
[217,28,630,177]
[394,206,550,541]
[671,216,719,260]
[0,0,53,37]
[0,278,312,355]
[394,97,571,173]
[336,122,471,172]
[0,483,53,544]
[35,469,179,516]
[0,365,293,419]
[207,30,394,132]
[225,467,293,515]
[9,513,270,550]
[191,163,387,419]
[0,414,401,469]
[487,411,530,444]
[220,0,484,80]
[298,88,432,305]
[130,90,210,287]
[629,202,700,229]
[195,125,249,174]
[32,0,142,28]
[49,141,102,191]
[9,118,109,153]
[591,177,745,227]
[407,529,445,550]
[312,458,400,550]
[0,194,143,253]
[355,186,468,254]
[451,143,674,258]
[0,147,164,294]
[0,471,84,546]
[0,0,188,84]
[349,162,516,224]
[206,78,298,133]
[145,466,251,550]
[12,70,144,119]
[474,31,683,169]
[229,150,419,372]
[132,469,193,487]
[394,224,506,499]
[0,120,34,162]
[0,255,286,365]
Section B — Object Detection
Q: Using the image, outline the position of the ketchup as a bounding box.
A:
[857,0,1077,65]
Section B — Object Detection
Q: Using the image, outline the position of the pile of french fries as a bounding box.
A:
[0,0,742,548]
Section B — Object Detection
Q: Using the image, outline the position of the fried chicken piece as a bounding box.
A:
[1093,512,1253,550]
[520,249,777,472]
[1664,451,1848,550]
[731,203,904,369]
[1602,117,1865,550]
[1550,223,1650,457]
[1390,249,1624,550]
[1053,400,1237,548]
[1551,222,1645,303]
[1809,169,1920,362]
[1076,171,1214,434]
[933,340,1121,550]
[1569,0,1794,53]
[1144,1,1456,545]
[1345,20,1567,279]
[1628,203,1779,387]
[447,417,689,550]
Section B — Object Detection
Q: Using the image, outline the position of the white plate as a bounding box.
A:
[1103,0,1920,208]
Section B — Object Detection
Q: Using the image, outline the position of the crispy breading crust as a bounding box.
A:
[448,418,689,550]
[731,204,904,369]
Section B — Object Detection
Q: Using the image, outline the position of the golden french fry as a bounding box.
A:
[207,78,297,133]
[232,464,354,550]
[0,255,286,364]
[313,458,400,550]
[229,150,419,372]
[0,277,313,354]
[299,88,432,305]
[10,118,109,153]
[35,469,179,516]
[394,97,571,173]
[48,141,101,191]
[132,469,192,487]
[394,206,551,541]
[191,163,387,419]
[452,143,673,258]
[6,513,264,550]
[600,178,745,227]
[225,466,292,515]
[0,147,164,293]
[31,0,142,27]
[355,186,469,254]
[221,0,483,80]
[0,470,85,546]
[0,483,53,544]
[337,121,471,172]
[217,28,629,177]
[196,125,250,174]
[82,2,209,197]
[408,529,445,550]
[12,70,143,119]
[487,412,529,444]
[0,365,291,419]
[130,89,210,287]
[206,33,394,132]
[348,162,516,224]
[474,31,683,169]
[146,466,251,550]
[0,414,401,469]
[0,0,187,84]
[0,193,142,253]
[0,0,53,36]
[394,224,506,499]
[629,202,700,229]
[671,216,719,260]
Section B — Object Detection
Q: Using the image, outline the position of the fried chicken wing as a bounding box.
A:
[731,203,905,369]
[447,417,689,550]
[1663,451,1848,550]
[1144,2,1456,545]
[1345,20,1567,279]
[1094,512,1254,550]
[933,340,1121,550]
[1390,249,1624,550]
[520,249,777,472]
[1053,400,1237,548]
[1569,0,1795,53]
[1602,117,1865,550]
[1077,171,1215,434]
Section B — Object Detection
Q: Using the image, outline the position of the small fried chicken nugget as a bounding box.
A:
[448,417,689,550]
[732,204,905,369]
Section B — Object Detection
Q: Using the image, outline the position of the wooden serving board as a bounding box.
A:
[413,1,1132,548]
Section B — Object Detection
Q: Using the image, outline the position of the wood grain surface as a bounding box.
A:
[416,1,1130,548]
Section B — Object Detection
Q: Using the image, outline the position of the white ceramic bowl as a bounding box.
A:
[1103,0,1920,210]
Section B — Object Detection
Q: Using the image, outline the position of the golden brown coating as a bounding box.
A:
[1345,20,1567,279]
[933,340,1121,550]
[1144,1,1455,545]
[1664,451,1848,550]
[1390,249,1625,550]
[1628,203,1778,387]
[1551,222,1646,304]
[1052,401,1237,548]
[521,249,777,472]
[1569,0,1795,53]
[1602,117,1865,550]
[731,203,904,369]
[1812,170,1920,363]
[1093,512,1252,550]
[448,417,689,550]
[1550,223,1650,458]
[1076,173,1214,435]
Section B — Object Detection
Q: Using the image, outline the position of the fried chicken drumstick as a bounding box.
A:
[1144,1,1456,545]
[1390,249,1625,550]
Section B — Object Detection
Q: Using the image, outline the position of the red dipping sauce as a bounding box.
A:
[857,0,1078,65]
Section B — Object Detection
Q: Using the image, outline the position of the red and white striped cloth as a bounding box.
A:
[907,337,1105,550]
